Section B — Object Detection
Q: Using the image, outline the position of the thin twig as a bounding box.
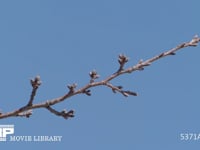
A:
[28,75,41,106]
[0,35,199,120]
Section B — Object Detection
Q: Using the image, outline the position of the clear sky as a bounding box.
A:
[0,0,200,149]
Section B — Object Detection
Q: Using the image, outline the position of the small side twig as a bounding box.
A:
[46,106,74,119]
[28,75,41,106]
[105,83,137,97]
[117,54,129,72]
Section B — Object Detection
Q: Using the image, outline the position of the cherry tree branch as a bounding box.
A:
[0,35,199,120]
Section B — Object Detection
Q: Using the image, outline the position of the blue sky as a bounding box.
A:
[0,0,200,149]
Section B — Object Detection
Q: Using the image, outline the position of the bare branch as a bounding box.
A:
[0,35,199,120]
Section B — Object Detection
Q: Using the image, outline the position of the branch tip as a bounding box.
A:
[67,83,77,93]
[189,34,200,46]
[118,54,129,64]
[46,106,75,119]
[62,109,75,119]
[30,75,42,88]
[117,54,129,72]
[89,70,100,83]
[123,90,138,96]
